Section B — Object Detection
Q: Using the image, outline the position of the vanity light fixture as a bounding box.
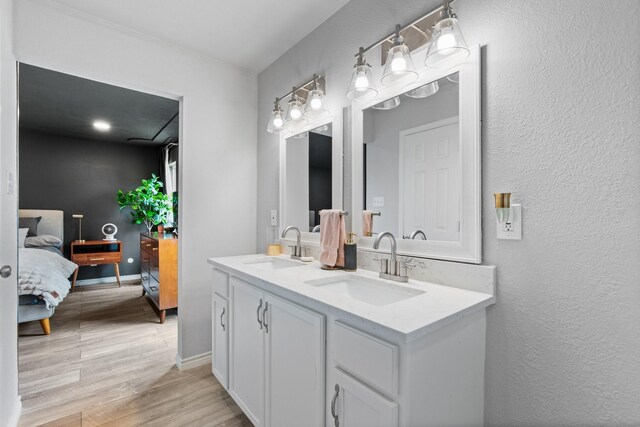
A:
[346,47,378,100]
[425,0,470,69]
[266,97,285,134]
[371,96,401,110]
[304,75,329,119]
[286,87,306,123]
[381,25,418,87]
[405,81,439,99]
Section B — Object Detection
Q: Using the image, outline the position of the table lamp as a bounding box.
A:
[72,214,84,243]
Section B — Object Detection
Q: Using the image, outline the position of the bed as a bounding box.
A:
[18,209,77,335]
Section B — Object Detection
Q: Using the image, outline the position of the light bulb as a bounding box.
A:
[354,73,369,91]
[391,55,407,73]
[273,117,284,128]
[310,97,322,109]
[290,108,302,119]
[437,29,456,54]
[93,120,111,131]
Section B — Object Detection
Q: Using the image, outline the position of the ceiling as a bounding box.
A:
[19,64,179,145]
[48,0,351,72]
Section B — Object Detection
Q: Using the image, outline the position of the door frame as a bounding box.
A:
[398,116,460,239]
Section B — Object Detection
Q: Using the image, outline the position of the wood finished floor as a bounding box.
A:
[18,281,251,427]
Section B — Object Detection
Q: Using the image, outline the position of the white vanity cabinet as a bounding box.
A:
[227,275,325,427]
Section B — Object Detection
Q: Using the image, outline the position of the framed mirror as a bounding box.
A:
[351,45,481,263]
[279,113,343,241]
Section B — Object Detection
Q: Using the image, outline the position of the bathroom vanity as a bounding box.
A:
[208,254,494,426]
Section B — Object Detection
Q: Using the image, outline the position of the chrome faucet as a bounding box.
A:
[312,225,321,232]
[373,231,408,282]
[409,229,427,240]
[281,226,302,259]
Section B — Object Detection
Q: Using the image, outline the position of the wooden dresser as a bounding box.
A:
[140,232,178,323]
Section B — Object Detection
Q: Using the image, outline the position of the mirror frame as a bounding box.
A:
[279,109,343,243]
[350,44,481,264]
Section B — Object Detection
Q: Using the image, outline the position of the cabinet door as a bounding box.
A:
[265,294,325,427]
[212,293,228,389]
[330,369,398,427]
[230,278,265,426]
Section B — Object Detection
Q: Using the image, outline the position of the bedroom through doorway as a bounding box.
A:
[16,63,182,421]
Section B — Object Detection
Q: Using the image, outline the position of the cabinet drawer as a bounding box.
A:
[140,237,158,254]
[73,252,121,265]
[212,268,229,298]
[332,321,399,398]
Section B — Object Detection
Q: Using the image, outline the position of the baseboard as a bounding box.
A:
[175,351,212,371]
[75,274,141,286]
[6,395,21,427]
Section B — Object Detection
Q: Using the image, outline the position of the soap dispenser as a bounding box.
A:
[344,233,357,272]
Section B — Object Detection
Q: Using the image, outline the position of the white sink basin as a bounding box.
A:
[304,275,425,306]
[244,257,306,271]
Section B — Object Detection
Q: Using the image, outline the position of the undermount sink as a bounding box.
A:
[304,275,425,306]
[244,257,305,271]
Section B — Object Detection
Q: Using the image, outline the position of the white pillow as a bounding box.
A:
[18,228,28,248]
[24,234,63,248]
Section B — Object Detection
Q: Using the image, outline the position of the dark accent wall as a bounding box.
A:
[308,133,332,226]
[19,128,161,280]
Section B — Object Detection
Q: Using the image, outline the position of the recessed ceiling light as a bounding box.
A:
[93,120,111,131]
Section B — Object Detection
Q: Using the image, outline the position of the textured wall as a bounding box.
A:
[257,0,640,424]
[19,128,161,279]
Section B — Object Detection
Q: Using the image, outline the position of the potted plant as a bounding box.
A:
[117,174,172,234]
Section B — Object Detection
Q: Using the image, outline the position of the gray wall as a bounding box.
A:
[257,0,640,424]
[19,128,161,280]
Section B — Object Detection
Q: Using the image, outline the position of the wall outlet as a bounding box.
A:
[373,197,384,207]
[270,210,278,226]
[497,204,522,240]
[127,258,134,263]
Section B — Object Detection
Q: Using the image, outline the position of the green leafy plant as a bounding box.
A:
[117,174,172,234]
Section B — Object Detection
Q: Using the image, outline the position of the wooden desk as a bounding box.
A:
[70,240,122,291]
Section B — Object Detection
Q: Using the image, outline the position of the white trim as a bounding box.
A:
[175,351,212,371]
[279,110,343,242]
[351,44,482,264]
[75,274,141,286]
[6,396,21,427]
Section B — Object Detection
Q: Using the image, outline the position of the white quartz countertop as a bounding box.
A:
[208,254,495,342]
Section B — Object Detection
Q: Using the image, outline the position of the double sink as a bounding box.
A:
[243,257,425,307]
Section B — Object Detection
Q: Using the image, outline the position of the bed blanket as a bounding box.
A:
[18,248,77,308]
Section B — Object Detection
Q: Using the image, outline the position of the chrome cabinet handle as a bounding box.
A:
[220,307,226,332]
[257,299,263,329]
[331,384,340,427]
[262,302,269,333]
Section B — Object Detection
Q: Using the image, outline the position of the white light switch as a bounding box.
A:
[373,197,384,207]
[270,210,278,226]
[497,204,522,240]
[6,172,14,195]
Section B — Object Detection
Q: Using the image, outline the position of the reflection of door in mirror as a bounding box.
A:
[364,73,460,241]
[285,124,332,232]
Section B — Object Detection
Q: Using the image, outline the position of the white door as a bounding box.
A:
[229,278,265,426]
[400,118,460,242]
[212,293,228,389]
[265,294,325,427]
[0,4,20,425]
[331,369,398,427]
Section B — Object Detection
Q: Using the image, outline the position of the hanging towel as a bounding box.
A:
[319,210,345,267]
[363,210,373,237]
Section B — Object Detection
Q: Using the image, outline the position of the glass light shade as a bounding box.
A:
[425,17,470,69]
[371,96,401,110]
[346,64,377,100]
[286,96,307,124]
[304,89,329,118]
[381,44,418,87]
[405,81,440,99]
[266,109,285,133]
